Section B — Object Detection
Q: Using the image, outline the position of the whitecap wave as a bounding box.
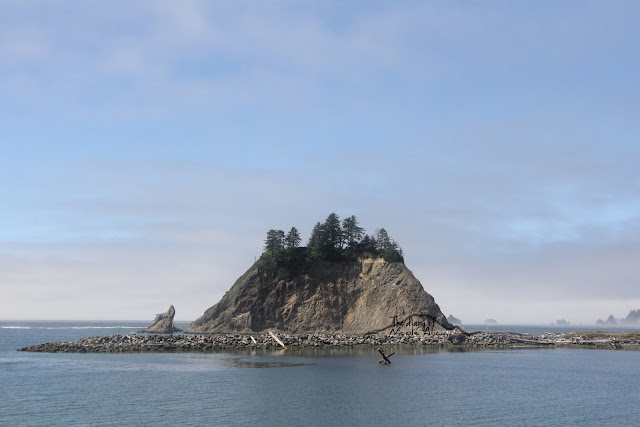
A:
[50,326,146,330]
[1,325,145,330]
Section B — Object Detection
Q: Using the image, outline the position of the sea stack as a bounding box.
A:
[188,255,453,334]
[447,314,462,325]
[190,214,456,335]
[625,309,640,324]
[138,305,183,334]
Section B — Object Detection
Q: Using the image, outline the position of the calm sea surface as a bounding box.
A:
[1,321,639,426]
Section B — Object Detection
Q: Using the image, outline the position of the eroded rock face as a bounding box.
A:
[188,256,453,334]
[138,305,183,334]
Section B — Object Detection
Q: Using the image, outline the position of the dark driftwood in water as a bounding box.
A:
[17,331,640,353]
[378,348,394,364]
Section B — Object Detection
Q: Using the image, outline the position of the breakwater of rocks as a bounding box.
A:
[17,330,640,353]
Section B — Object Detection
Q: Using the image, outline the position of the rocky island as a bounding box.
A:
[16,214,640,353]
[188,214,453,335]
[187,255,452,335]
[596,309,640,326]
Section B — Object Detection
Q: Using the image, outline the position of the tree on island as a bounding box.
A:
[264,229,285,255]
[324,213,343,249]
[374,227,404,262]
[307,212,346,260]
[357,234,378,253]
[285,227,301,249]
[342,215,364,250]
[375,228,391,250]
[262,213,404,280]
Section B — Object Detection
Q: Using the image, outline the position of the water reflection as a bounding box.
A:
[219,357,311,369]
[219,345,496,357]
[204,345,498,368]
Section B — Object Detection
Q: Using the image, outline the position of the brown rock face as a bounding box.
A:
[188,256,453,334]
[139,305,183,334]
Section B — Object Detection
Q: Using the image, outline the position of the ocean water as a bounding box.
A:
[461,323,640,334]
[1,322,640,426]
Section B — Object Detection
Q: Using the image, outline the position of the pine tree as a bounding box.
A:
[374,228,391,251]
[323,213,343,249]
[358,234,378,253]
[307,222,324,250]
[285,227,301,249]
[342,215,364,249]
[264,229,285,254]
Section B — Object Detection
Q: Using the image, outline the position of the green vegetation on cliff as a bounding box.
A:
[261,213,404,279]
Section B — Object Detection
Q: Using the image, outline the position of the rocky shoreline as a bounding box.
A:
[18,330,640,353]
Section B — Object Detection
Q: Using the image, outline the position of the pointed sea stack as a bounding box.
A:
[138,305,183,334]
[447,314,462,325]
[625,309,640,324]
[188,255,453,334]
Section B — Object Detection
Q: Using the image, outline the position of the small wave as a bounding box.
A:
[55,326,146,330]
[1,325,145,330]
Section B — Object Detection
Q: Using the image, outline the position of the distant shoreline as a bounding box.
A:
[17,330,640,353]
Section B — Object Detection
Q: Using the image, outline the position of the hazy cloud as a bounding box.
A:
[1,1,639,323]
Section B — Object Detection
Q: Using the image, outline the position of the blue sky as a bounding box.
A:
[1,1,639,323]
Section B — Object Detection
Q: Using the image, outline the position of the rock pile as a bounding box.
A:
[18,330,640,353]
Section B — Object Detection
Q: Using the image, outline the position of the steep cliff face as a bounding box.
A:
[188,256,452,334]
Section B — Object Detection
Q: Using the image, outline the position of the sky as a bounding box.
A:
[1,1,639,324]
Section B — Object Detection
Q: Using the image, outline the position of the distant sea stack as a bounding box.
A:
[596,310,639,326]
[138,305,183,334]
[625,309,640,324]
[188,213,454,335]
[447,314,462,325]
[596,315,617,326]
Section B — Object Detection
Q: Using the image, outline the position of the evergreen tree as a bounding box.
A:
[264,215,404,274]
[342,215,364,249]
[307,222,324,250]
[276,229,285,249]
[323,213,343,249]
[358,234,378,253]
[264,229,285,254]
[374,228,391,251]
[374,228,404,262]
[285,227,301,249]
